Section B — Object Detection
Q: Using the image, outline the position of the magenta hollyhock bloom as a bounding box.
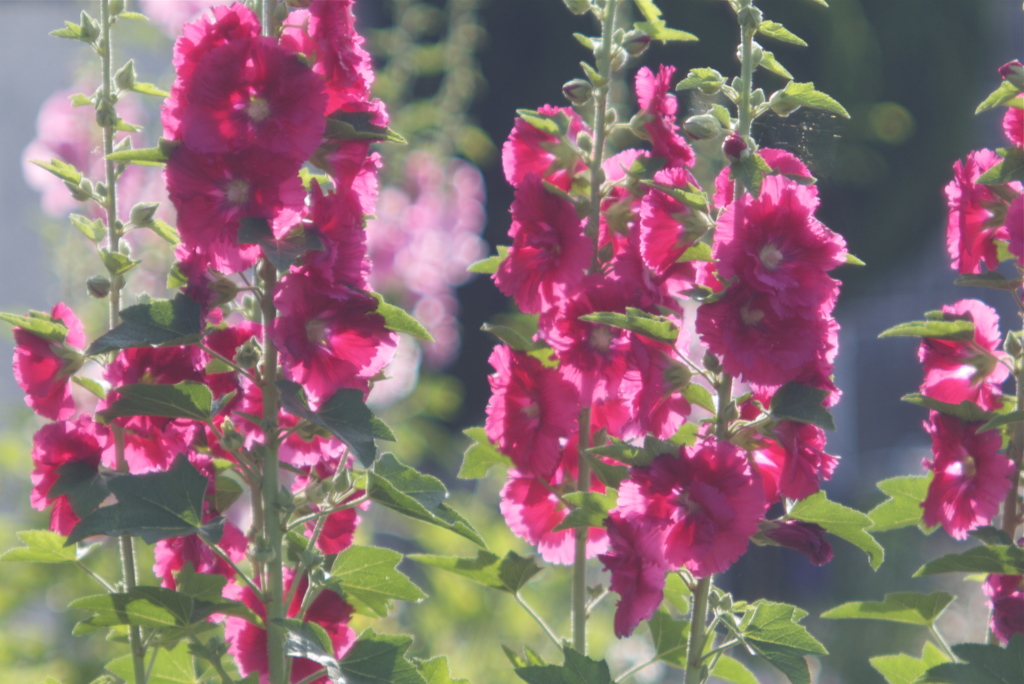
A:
[224,570,356,684]
[153,519,246,590]
[616,441,765,577]
[715,175,846,314]
[983,574,1024,645]
[1006,195,1024,267]
[695,283,834,387]
[918,299,1009,410]
[1004,98,1023,148]
[598,511,669,638]
[494,173,591,314]
[638,165,701,275]
[13,303,85,421]
[272,274,397,405]
[173,35,326,162]
[754,421,838,504]
[307,505,360,555]
[502,104,589,191]
[30,416,108,535]
[921,412,1014,540]
[945,149,1012,274]
[484,345,579,479]
[165,146,306,274]
[634,65,694,167]
[763,520,834,566]
[713,148,814,208]
[302,181,370,291]
[620,334,691,441]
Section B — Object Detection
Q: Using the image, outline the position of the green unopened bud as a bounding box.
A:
[722,401,739,424]
[1005,330,1023,357]
[114,60,136,91]
[235,338,261,369]
[562,0,592,15]
[129,202,159,227]
[682,113,722,141]
[622,29,651,58]
[303,480,327,506]
[703,351,722,373]
[96,99,118,128]
[998,60,1024,90]
[247,537,276,564]
[610,46,628,72]
[331,466,352,493]
[562,78,593,105]
[751,88,765,108]
[87,275,111,298]
[296,420,322,442]
[768,89,802,117]
[605,107,618,125]
[681,211,714,242]
[136,292,152,305]
[65,180,91,202]
[109,0,125,15]
[737,5,762,31]
[209,275,240,308]
[95,182,107,198]
[219,423,245,452]
[749,42,764,67]
[576,131,594,155]
[664,362,692,391]
[80,11,101,43]
[629,111,652,141]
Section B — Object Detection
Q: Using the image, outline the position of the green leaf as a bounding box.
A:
[773,81,850,118]
[953,272,1024,291]
[459,427,513,479]
[821,591,954,626]
[579,308,678,344]
[648,608,690,668]
[710,655,760,684]
[144,219,180,245]
[0,311,68,343]
[867,475,935,533]
[51,21,84,41]
[789,491,883,569]
[969,526,1013,546]
[572,33,595,51]
[977,147,1024,184]
[580,61,607,89]
[979,410,1024,432]
[277,381,379,467]
[976,81,1022,114]
[551,491,617,532]
[330,545,426,618]
[49,460,112,519]
[1,530,77,563]
[340,629,428,684]
[106,146,168,166]
[769,382,836,431]
[73,589,188,630]
[66,454,218,545]
[131,82,169,98]
[99,249,139,277]
[733,152,772,198]
[408,550,542,593]
[70,214,106,242]
[757,20,807,46]
[900,393,992,423]
[914,544,1024,577]
[368,453,486,547]
[870,642,950,684]
[369,292,433,341]
[742,600,827,684]
[845,253,866,266]
[30,158,83,185]
[72,375,109,399]
[325,111,406,144]
[680,383,715,414]
[877,320,975,341]
[678,241,713,262]
[98,381,212,422]
[581,452,629,488]
[515,645,613,684]
[919,634,1024,684]
[467,246,508,274]
[481,323,540,352]
[417,656,469,684]
[632,0,697,43]
[106,641,197,684]
[238,218,325,272]
[759,50,793,80]
[278,618,344,683]
[87,294,202,355]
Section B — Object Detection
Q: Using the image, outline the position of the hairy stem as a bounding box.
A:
[515,593,563,648]
[686,576,712,683]
[572,406,593,654]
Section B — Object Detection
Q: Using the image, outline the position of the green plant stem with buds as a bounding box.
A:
[572,405,593,653]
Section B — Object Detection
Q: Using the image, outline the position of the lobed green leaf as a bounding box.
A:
[409,549,542,594]
[87,293,202,355]
[370,292,434,341]
[340,629,428,684]
[330,545,426,618]
[914,544,1024,577]
[757,20,808,47]
[98,381,212,422]
[769,382,836,431]
[1,530,77,564]
[919,634,1023,684]
[821,591,954,626]
[578,307,679,344]
[870,642,950,684]
[867,475,936,533]
[789,492,883,569]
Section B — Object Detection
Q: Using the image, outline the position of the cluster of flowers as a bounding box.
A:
[484,65,846,637]
[16,2,397,680]
[916,63,1024,646]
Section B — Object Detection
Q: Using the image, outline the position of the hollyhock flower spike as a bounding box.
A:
[13,302,86,421]
[502,104,590,191]
[713,147,815,209]
[945,148,1015,274]
[634,65,694,168]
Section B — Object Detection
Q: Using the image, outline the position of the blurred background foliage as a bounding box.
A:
[0,1,1020,683]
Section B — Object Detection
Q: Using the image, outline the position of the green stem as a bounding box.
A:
[294,669,329,684]
[204,538,262,598]
[685,576,712,683]
[514,593,563,648]
[1001,362,1023,541]
[736,2,756,142]
[930,624,958,663]
[614,656,658,683]
[285,491,366,531]
[76,561,116,593]
[584,0,618,247]
[572,406,592,654]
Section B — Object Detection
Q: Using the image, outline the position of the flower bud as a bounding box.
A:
[562,78,593,105]
[219,423,245,452]
[681,210,714,242]
[109,0,125,15]
[768,89,802,117]
[209,275,240,308]
[114,60,136,91]
[622,29,651,57]
[86,275,111,299]
[562,0,592,15]
[749,42,764,67]
[723,133,749,162]
[1005,330,1023,357]
[576,131,594,155]
[129,202,159,227]
[331,466,352,493]
[682,113,722,141]
[235,338,261,369]
[610,46,628,72]
[664,362,692,392]
[703,351,722,373]
[247,536,276,564]
[95,99,118,129]
[751,88,765,108]
[79,11,101,43]
[65,180,91,202]
[629,111,653,141]
[737,5,763,31]
[303,480,327,506]
[999,60,1024,90]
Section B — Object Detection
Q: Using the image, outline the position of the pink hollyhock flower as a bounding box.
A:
[173,35,326,162]
[165,147,306,274]
[224,570,356,684]
[494,173,591,314]
[1004,98,1023,148]
[620,334,691,441]
[307,505,360,555]
[634,65,694,167]
[713,148,814,209]
[30,416,108,535]
[13,303,85,421]
[918,299,1009,410]
[502,105,589,191]
[763,520,833,566]
[921,412,1013,540]
[945,149,1013,274]
[202,321,262,403]
[695,283,835,387]
[272,274,397,404]
[484,345,579,479]
[153,519,246,590]
[754,421,838,503]
[638,165,701,275]
[302,181,370,292]
[1006,195,1023,267]
[715,175,846,314]
[984,574,1024,645]
[598,511,669,638]
[616,441,765,577]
